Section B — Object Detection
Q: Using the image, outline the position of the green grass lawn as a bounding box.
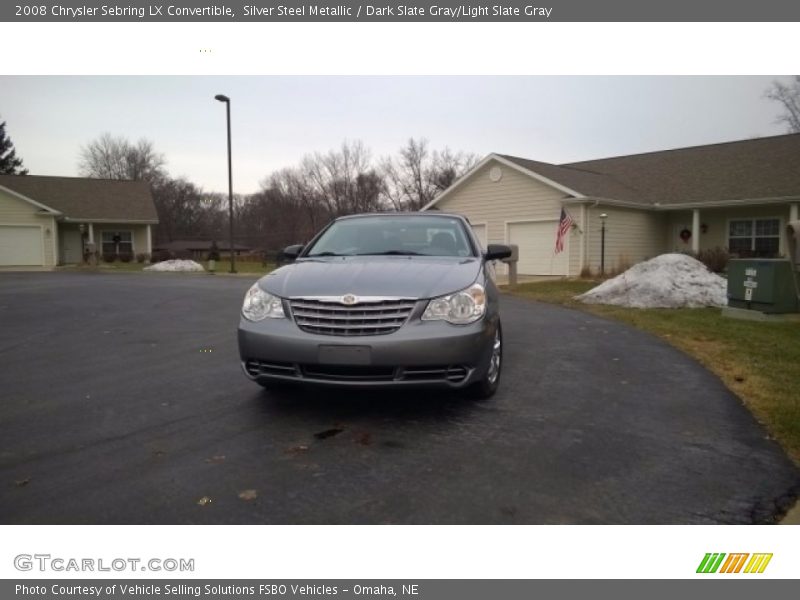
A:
[67,261,149,272]
[505,279,800,464]
[205,260,275,275]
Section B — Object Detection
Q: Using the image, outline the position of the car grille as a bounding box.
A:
[244,360,298,378]
[302,364,396,381]
[401,366,469,383]
[243,360,469,384]
[289,298,416,336]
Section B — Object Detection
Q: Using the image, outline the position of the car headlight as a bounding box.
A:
[242,283,285,321]
[422,282,486,325]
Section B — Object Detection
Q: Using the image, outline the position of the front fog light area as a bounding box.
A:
[242,283,285,321]
[422,283,486,325]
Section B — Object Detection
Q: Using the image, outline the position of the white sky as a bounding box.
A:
[0,75,791,195]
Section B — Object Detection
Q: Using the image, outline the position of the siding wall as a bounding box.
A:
[94,224,150,256]
[584,205,668,274]
[433,160,584,275]
[0,188,57,266]
[665,204,793,256]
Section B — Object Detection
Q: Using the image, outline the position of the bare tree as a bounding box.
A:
[430,146,480,193]
[271,166,329,233]
[79,133,166,181]
[765,76,800,133]
[243,138,478,252]
[303,140,381,216]
[150,177,204,244]
[381,138,478,211]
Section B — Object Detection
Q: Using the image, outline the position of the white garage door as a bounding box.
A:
[471,223,487,251]
[508,221,568,276]
[0,225,44,266]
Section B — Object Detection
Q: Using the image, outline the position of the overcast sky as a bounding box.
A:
[0,76,792,195]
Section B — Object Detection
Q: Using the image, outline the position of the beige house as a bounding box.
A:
[423,133,800,276]
[0,174,158,269]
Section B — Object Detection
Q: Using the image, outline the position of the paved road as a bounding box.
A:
[0,272,797,524]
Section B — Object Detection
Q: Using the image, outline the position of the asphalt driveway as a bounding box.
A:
[0,272,797,523]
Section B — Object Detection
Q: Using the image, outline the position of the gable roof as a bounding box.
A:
[564,133,800,206]
[429,133,800,211]
[0,174,159,222]
[496,155,643,204]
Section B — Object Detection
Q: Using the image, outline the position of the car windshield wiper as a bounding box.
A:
[305,251,350,257]
[355,250,423,256]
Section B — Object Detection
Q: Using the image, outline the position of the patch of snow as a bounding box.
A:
[144,259,205,273]
[576,253,727,308]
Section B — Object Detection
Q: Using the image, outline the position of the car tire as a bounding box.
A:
[467,322,502,400]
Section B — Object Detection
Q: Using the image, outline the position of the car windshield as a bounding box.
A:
[304,215,476,258]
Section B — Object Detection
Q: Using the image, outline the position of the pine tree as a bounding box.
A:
[0,120,28,175]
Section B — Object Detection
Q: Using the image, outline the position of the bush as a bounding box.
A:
[688,247,730,273]
[102,253,116,263]
[119,253,133,263]
[136,253,149,263]
[607,254,632,277]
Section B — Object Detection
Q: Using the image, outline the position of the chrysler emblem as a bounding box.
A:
[341,294,358,305]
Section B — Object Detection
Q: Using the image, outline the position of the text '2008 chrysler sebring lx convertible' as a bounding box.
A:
[238,213,512,398]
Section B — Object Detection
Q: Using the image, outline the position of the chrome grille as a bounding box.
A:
[244,360,299,378]
[402,366,469,383]
[289,298,416,336]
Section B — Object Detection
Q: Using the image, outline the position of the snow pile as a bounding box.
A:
[144,259,205,272]
[576,253,727,308]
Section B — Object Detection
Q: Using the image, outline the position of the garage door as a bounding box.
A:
[508,221,568,276]
[471,223,487,251]
[0,225,44,266]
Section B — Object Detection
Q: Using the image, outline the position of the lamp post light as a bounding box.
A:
[214,93,236,274]
[599,213,608,276]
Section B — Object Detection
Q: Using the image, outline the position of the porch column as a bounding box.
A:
[791,203,799,223]
[691,209,700,254]
[579,204,587,275]
[146,225,153,254]
[87,222,94,244]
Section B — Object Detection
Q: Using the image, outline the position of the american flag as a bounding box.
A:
[554,208,574,254]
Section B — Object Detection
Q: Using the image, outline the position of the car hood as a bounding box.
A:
[259,256,482,299]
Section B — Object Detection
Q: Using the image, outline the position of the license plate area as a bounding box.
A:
[317,345,372,365]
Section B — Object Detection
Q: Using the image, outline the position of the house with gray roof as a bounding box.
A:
[424,133,800,276]
[0,174,158,268]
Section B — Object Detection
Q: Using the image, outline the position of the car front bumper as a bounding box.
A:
[238,313,498,389]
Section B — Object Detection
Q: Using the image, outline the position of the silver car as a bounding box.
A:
[238,213,512,398]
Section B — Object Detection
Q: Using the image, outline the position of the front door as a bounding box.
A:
[672,222,693,252]
[60,226,83,264]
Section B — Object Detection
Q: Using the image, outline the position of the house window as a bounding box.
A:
[728,218,780,257]
[101,231,133,256]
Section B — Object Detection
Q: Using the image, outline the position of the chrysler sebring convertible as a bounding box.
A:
[237,213,512,398]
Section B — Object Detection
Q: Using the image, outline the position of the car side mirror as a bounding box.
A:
[282,244,304,260]
[484,244,512,261]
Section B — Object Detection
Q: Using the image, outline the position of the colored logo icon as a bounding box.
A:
[696,553,773,574]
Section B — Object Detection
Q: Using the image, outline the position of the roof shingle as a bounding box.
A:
[499,133,800,207]
[0,174,158,222]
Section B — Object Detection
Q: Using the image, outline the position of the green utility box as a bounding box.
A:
[727,259,799,314]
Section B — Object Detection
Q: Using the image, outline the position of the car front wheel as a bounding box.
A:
[468,322,502,400]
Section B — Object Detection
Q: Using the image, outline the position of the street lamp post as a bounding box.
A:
[599,213,608,276]
[214,93,236,274]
